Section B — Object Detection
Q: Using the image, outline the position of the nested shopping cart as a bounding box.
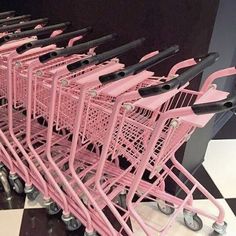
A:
[28,46,225,236]
[79,54,236,235]
[0,21,90,195]
[1,33,148,234]
[0,27,122,232]
[9,41,185,234]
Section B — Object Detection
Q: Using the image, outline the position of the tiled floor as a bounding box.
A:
[0,136,236,235]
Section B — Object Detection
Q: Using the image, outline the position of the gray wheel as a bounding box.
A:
[9,177,24,194]
[116,194,127,209]
[84,231,98,236]
[65,218,81,231]
[0,166,8,176]
[184,214,203,231]
[26,187,39,201]
[212,221,227,235]
[157,201,175,215]
[46,202,61,215]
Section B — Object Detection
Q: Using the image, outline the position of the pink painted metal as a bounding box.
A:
[0,26,235,236]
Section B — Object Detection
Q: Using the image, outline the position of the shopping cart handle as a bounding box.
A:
[16,27,91,54]
[0,14,31,26]
[99,45,179,84]
[67,37,145,72]
[0,11,15,19]
[138,52,219,97]
[39,33,117,63]
[192,94,236,115]
[0,22,71,47]
[0,18,49,33]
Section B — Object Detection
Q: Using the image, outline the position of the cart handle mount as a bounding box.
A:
[138,52,219,97]
[16,27,92,54]
[38,33,117,63]
[0,22,71,46]
[99,45,179,84]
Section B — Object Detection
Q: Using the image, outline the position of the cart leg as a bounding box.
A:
[171,155,227,234]
[0,170,12,200]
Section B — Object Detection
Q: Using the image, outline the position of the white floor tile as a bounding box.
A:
[0,209,23,236]
[131,199,236,236]
[203,139,236,198]
[24,193,45,209]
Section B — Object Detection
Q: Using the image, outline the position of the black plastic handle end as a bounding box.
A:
[0,11,15,19]
[99,44,179,84]
[194,52,219,63]
[138,80,179,97]
[138,51,219,98]
[192,94,236,115]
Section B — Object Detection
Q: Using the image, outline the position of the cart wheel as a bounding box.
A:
[84,231,98,236]
[212,221,227,235]
[46,202,61,215]
[65,217,81,231]
[116,194,127,209]
[26,187,39,201]
[0,165,8,176]
[184,213,203,231]
[157,201,175,215]
[11,178,24,194]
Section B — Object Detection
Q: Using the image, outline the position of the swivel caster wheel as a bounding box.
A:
[25,186,39,201]
[116,193,127,209]
[212,221,227,235]
[84,231,98,236]
[183,210,203,231]
[62,214,81,231]
[0,164,8,176]
[157,200,175,215]
[45,201,61,215]
[9,175,24,194]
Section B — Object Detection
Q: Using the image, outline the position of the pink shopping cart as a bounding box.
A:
[20,43,189,235]
[0,22,87,193]
[53,52,216,236]
[0,24,94,193]
[84,53,235,236]
[31,44,225,236]
[0,37,144,234]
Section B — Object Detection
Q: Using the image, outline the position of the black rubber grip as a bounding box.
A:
[0,22,71,47]
[16,27,90,54]
[0,15,31,26]
[67,38,145,72]
[38,33,117,63]
[192,94,236,115]
[99,45,179,84]
[0,11,15,19]
[138,52,219,97]
[0,18,48,33]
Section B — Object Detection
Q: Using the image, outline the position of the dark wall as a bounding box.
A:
[2,0,219,89]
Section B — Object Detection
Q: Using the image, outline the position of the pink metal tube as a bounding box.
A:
[7,53,52,192]
[68,84,121,235]
[25,60,71,206]
[168,58,197,77]
[45,70,94,231]
[94,94,141,236]
[201,67,236,92]
[171,155,225,223]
